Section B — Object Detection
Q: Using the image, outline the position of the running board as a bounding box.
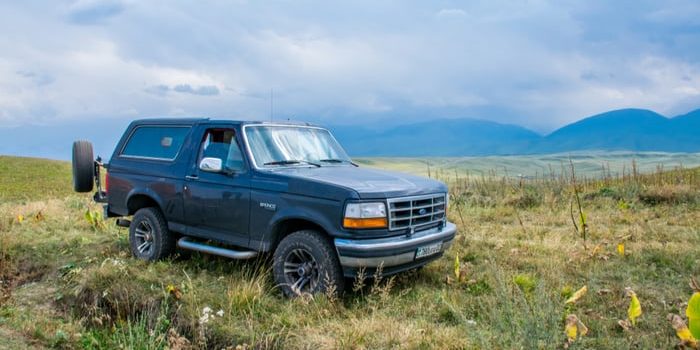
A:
[177,237,258,260]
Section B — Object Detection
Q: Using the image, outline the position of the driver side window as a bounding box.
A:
[199,128,246,173]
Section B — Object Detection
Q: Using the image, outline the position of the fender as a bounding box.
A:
[261,206,339,250]
[125,187,166,214]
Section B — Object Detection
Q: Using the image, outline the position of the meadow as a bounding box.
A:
[0,154,699,349]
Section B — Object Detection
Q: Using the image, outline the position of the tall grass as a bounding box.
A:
[0,156,698,348]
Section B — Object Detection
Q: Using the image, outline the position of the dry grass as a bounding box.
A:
[0,156,699,349]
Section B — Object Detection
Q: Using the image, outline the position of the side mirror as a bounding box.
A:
[199,157,223,173]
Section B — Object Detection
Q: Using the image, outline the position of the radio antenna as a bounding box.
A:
[270,88,273,121]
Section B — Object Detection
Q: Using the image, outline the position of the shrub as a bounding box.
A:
[638,185,698,205]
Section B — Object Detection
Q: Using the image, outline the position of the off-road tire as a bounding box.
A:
[129,207,176,261]
[273,230,344,298]
[72,140,94,193]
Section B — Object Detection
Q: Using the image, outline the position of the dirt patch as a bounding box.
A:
[0,258,50,304]
[0,326,41,350]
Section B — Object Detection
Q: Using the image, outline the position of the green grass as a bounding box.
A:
[0,155,699,349]
[0,156,75,202]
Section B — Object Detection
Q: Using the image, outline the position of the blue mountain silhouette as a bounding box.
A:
[331,108,700,156]
[1,108,699,159]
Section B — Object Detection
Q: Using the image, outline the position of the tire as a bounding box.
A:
[72,140,94,193]
[129,207,176,261]
[273,230,344,297]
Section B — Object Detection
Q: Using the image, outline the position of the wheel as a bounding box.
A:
[72,140,94,193]
[129,207,176,261]
[273,230,344,297]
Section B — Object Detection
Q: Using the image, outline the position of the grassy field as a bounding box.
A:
[0,156,74,202]
[356,151,700,179]
[0,155,699,349]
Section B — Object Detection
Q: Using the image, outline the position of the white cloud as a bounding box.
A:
[0,1,699,130]
[435,8,467,18]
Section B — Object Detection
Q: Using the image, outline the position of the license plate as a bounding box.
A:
[416,242,442,259]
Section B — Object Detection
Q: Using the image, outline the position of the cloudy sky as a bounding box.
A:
[1,0,700,132]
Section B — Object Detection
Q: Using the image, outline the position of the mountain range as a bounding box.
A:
[0,108,698,160]
[328,108,700,156]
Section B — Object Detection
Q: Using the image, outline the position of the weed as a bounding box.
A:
[513,273,537,295]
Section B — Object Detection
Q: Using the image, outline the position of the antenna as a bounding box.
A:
[270,88,273,121]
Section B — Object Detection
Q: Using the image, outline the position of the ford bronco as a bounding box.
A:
[72,118,456,296]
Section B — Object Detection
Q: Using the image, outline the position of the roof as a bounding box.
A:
[131,117,320,127]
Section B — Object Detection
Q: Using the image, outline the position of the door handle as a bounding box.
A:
[185,175,199,180]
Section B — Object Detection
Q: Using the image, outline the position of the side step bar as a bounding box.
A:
[176,237,258,260]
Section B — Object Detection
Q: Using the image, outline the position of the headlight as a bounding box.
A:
[343,202,387,229]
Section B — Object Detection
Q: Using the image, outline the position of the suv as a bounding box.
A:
[72,118,456,296]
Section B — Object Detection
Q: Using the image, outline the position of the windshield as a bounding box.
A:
[244,125,351,168]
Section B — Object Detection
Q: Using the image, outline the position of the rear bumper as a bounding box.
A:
[334,222,456,276]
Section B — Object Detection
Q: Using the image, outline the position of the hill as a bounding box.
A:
[331,108,700,156]
[1,108,700,159]
[330,119,540,156]
[0,155,74,201]
[535,109,669,153]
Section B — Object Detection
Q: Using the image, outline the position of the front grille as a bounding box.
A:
[387,193,446,232]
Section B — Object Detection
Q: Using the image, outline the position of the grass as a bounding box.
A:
[0,154,699,349]
[356,151,700,178]
[0,156,74,202]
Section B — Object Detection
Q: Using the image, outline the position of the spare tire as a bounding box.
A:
[72,140,94,193]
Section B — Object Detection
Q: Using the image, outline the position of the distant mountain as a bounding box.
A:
[330,119,540,156]
[534,109,670,153]
[1,108,699,159]
[330,108,700,156]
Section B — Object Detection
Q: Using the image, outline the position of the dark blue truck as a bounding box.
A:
[72,118,456,296]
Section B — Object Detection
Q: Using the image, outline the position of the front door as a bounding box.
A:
[183,126,251,247]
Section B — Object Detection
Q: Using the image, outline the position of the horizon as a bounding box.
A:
[2,1,700,134]
[1,105,700,160]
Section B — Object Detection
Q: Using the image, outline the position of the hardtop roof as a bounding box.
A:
[130,118,319,127]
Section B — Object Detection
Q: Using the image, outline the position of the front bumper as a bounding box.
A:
[334,222,456,276]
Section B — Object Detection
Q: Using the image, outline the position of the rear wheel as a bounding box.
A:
[273,230,344,297]
[129,207,175,261]
[72,140,94,193]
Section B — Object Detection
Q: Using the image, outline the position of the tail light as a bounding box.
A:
[104,172,109,194]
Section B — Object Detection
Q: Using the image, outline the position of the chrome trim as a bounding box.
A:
[387,193,447,231]
[338,251,417,268]
[177,237,258,259]
[336,227,456,268]
[119,155,177,162]
[241,124,352,170]
[335,222,456,253]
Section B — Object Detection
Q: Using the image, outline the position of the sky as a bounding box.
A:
[1,0,700,133]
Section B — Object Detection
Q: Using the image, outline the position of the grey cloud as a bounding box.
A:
[173,84,220,96]
[144,84,170,96]
[67,0,125,25]
[145,84,220,97]
[16,70,54,86]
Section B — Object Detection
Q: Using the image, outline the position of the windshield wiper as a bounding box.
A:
[263,160,321,167]
[319,159,359,167]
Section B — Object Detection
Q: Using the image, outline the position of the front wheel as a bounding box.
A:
[273,230,344,297]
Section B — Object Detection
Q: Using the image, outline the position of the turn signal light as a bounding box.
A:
[343,217,387,229]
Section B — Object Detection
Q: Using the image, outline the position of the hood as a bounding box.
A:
[273,166,447,199]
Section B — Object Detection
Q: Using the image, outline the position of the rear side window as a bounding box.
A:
[121,126,190,160]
